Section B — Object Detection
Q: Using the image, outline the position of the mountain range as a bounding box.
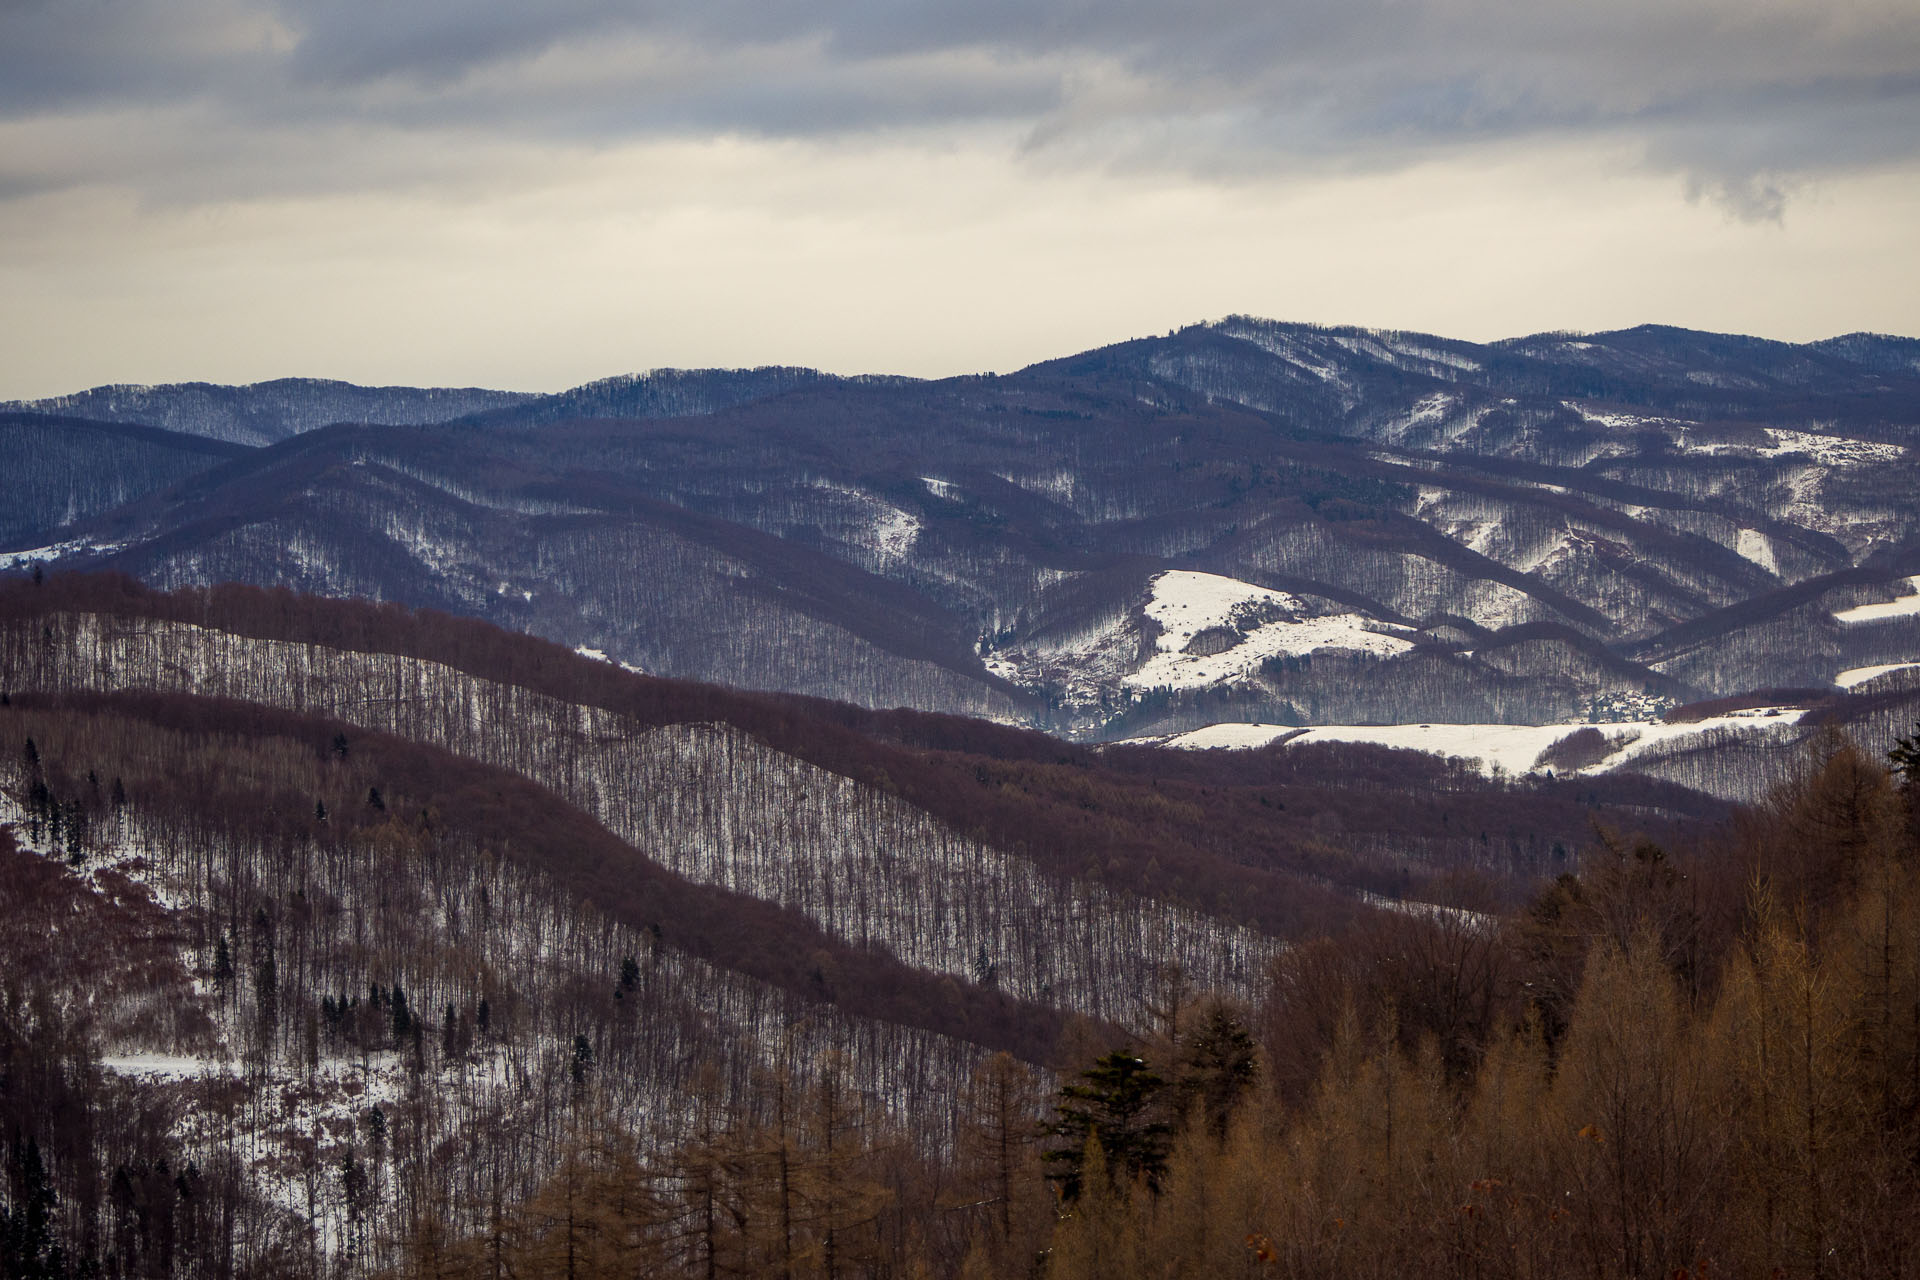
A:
[8,317,1920,796]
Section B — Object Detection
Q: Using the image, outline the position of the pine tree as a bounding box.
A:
[571,1034,594,1089]
[1,1138,64,1280]
[390,984,411,1046]
[211,934,235,998]
[1045,1051,1173,1199]
[1176,999,1258,1138]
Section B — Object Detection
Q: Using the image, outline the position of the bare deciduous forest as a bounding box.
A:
[4,574,1920,1277]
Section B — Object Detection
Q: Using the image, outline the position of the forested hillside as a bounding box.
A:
[6,319,1920,747]
[0,571,1740,1278]
[3,571,1918,1277]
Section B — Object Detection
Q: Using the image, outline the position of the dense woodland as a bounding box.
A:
[6,574,1920,1277]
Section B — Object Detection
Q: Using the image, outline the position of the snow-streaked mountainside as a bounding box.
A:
[6,317,1920,762]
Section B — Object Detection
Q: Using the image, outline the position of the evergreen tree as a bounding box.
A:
[1175,999,1259,1138]
[1,1138,65,1280]
[1045,1051,1173,1199]
[571,1035,595,1089]
[1890,722,1920,787]
[390,984,411,1045]
[211,934,235,997]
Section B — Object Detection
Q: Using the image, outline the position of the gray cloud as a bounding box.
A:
[2,0,1918,216]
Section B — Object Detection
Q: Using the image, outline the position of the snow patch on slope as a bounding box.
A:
[0,538,125,569]
[1150,706,1808,778]
[1836,662,1920,689]
[1126,571,1414,690]
[1835,577,1920,624]
[807,479,922,567]
[1688,429,1904,466]
[1735,529,1778,575]
[1567,405,1672,432]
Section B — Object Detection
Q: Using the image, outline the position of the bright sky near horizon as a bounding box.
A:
[3,0,1918,399]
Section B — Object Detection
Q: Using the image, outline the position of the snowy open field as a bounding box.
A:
[1125,570,1414,691]
[1834,576,1920,624]
[1836,662,1920,688]
[1142,705,1810,777]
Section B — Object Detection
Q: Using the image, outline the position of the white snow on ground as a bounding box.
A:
[1216,324,1350,384]
[1835,576,1920,624]
[0,538,123,569]
[101,1053,230,1081]
[807,479,921,566]
[981,654,1023,683]
[1330,333,1482,374]
[1160,723,1304,751]
[1836,662,1920,688]
[1754,429,1905,465]
[1686,429,1905,465]
[1736,529,1779,575]
[1391,394,1454,434]
[574,645,647,674]
[1149,706,1809,777]
[1567,405,1671,432]
[1567,411,1905,468]
[920,476,957,499]
[998,469,1077,503]
[1361,891,1498,933]
[870,504,921,563]
[1126,571,1414,691]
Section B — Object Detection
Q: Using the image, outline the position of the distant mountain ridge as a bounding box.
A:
[6,316,1920,769]
[0,377,539,446]
[0,366,921,446]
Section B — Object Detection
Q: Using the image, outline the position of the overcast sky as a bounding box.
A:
[3,0,1918,398]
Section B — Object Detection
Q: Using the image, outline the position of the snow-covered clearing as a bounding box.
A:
[1835,576,1920,624]
[1683,428,1904,466]
[1146,706,1809,778]
[1127,571,1413,691]
[0,538,124,569]
[1836,662,1920,689]
[1567,405,1672,432]
[100,1053,231,1080]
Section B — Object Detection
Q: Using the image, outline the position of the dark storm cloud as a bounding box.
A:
[3,0,1918,216]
